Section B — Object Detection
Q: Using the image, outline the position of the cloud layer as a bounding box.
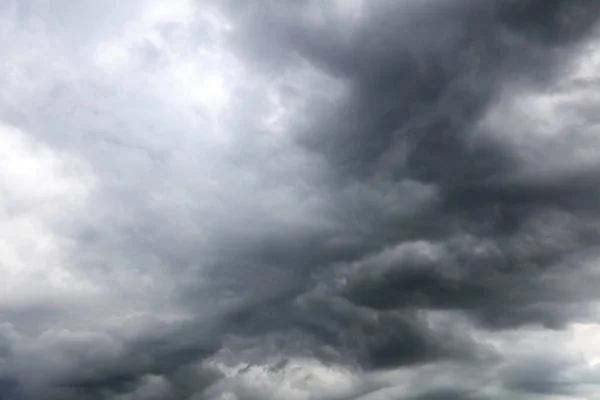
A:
[3,1,600,399]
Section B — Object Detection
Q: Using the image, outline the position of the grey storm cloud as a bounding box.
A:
[3,0,600,399]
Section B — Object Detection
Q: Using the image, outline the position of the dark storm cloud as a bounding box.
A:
[202,0,600,327]
[223,287,487,370]
[0,377,19,400]
[3,0,600,399]
[58,322,220,390]
[340,209,600,330]
[188,0,600,397]
[221,0,600,179]
[498,353,600,396]
[412,388,486,400]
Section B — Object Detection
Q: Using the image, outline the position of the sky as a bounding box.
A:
[3,0,600,399]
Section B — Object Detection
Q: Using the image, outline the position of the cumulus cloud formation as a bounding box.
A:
[3,0,600,399]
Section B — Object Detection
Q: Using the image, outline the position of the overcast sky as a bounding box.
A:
[3,0,600,399]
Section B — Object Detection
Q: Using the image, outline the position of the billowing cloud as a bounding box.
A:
[3,0,600,399]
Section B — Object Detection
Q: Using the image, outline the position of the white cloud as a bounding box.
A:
[479,28,600,175]
[0,123,96,308]
[208,357,357,400]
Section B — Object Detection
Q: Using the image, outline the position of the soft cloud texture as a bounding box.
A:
[3,1,600,399]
